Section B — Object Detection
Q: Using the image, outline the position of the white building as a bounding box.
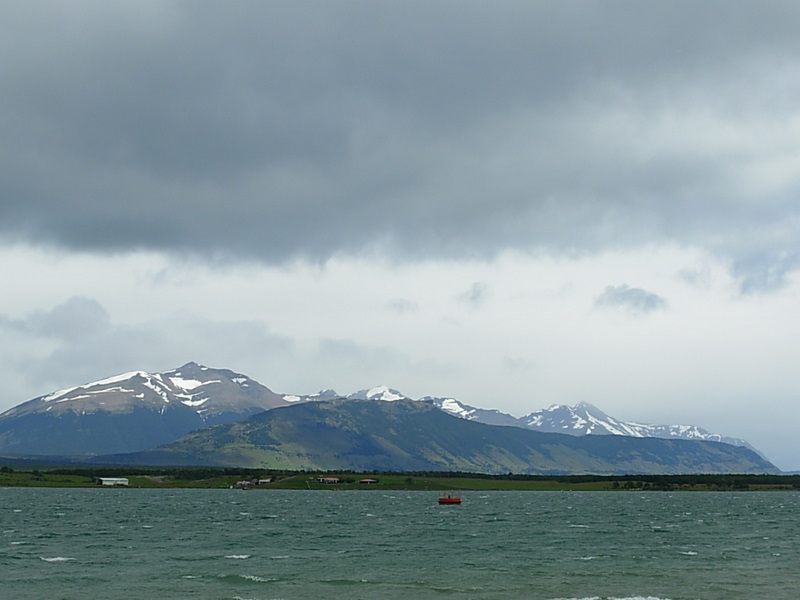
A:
[98,477,129,486]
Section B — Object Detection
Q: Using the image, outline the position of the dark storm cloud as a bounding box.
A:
[2,1,800,286]
[594,284,667,314]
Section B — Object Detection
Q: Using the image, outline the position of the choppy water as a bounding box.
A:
[2,488,799,599]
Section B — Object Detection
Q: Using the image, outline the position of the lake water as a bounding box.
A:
[2,488,799,599]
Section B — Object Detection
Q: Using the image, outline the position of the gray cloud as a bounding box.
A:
[0,298,294,399]
[0,297,110,341]
[594,284,667,314]
[733,250,800,294]
[387,298,419,314]
[502,356,535,373]
[1,2,800,286]
[458,282,490,308]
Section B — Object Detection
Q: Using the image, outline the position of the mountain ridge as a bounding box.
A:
[0,362,770,469]
[95,398,776,475]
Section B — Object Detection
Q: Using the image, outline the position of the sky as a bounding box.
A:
[1,1,799,470]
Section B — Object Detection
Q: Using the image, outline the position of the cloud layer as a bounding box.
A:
[2,2,800,291]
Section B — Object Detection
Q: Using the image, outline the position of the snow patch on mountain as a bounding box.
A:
[347,386,408,402]
[283,389,341,403]
[42,371,150,403]
[181,398,210,407]
[519,401,764,457]
[168,377,205,391]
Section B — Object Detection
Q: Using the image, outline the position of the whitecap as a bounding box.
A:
[240,574,276,582]
[225,554,251,559]
[680,551,698,556]
[608,597,673,600]
[40,556,75,562]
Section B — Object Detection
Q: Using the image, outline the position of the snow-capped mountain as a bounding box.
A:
[281,389,340,403]
[283,385,411,404]
[282,386,520,427]
[282,386,410,404]
[4,362,287,421]
[0,363,766,461]
[0,362,288,456]
[347,386,409,401]
[420,396,525,427]
[281,386,763,455]
[520,401,762,455]
[409,395,763,456]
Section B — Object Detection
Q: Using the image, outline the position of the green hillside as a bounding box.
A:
[100,400,777,474]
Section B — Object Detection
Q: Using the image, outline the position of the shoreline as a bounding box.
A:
[2,467,799,491]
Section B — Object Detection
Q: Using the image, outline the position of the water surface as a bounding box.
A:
[2,488,798,599]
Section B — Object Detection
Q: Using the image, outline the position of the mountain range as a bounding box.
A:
[430,397,762,455]
[99,398,773,475]
[0,362,776,474]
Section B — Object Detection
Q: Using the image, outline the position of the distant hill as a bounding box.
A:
[0,362,288,455]
[97,399,777,475]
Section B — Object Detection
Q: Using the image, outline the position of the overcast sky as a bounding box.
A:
[2,1,799,470]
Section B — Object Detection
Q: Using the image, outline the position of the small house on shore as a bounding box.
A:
[97,477,129,486]
[316,477,340,484]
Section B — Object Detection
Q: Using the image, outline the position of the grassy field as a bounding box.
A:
[2,466,799,491]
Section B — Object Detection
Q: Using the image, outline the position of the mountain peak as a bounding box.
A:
[0,363,289,456]
[522,402,762,455]
[347,386,409,401]
[574,401,604,413]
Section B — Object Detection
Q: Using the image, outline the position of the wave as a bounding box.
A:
[240,574,278,583]
[550,597,672,600]
[40,556,75,562]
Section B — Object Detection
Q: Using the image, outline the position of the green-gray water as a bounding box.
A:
[2,488,799,599]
